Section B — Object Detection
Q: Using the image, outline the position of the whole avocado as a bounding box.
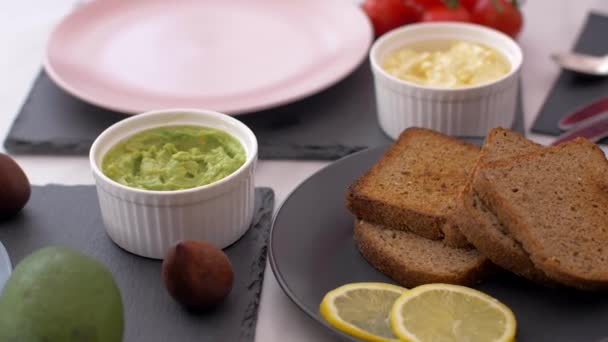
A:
[0,246,124,342]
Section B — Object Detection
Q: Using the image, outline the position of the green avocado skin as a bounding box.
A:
[0,246,124,342]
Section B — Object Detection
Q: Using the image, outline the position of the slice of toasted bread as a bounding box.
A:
[354,220,490,287]
[473,138,608,290]
[346,128,478,248]
[451,128,555,285]
[457,186,557,285]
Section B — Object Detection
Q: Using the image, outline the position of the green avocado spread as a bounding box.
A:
[102,125,246,191]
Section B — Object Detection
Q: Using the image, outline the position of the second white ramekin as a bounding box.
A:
[90,109,257,259]
[370,22,523,138]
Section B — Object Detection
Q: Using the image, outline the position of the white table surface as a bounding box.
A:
[2,1,607,341]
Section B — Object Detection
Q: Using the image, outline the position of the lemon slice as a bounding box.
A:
[390,284,516,342]
[320,282,407,342]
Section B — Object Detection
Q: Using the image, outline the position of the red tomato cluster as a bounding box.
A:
[362,0,523,38]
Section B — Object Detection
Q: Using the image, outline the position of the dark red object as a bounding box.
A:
[362,0,420,37]
[162,240,234,311]
[0,153,30,219]
[412,0,445,9]
[558,97,608,130]
[552,113,608,146]
[470,0,523,38]
[459,0,479,11]
[422,4,471,22]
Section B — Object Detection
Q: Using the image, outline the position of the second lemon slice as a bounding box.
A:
[320,282,406,342]
[390,283,516,342]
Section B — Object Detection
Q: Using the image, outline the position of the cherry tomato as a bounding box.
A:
[470,0,523,38]
[413,0,475,10]
[459,0,478,11]
[412,0,444,9]
[362,0,421,37]
[422,4,471,22]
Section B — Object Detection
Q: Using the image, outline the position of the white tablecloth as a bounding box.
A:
[1,1,607,341]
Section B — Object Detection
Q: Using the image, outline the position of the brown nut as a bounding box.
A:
[0,153,30,219]
[162,240,234,310]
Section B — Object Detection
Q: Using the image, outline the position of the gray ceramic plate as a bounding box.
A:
[269,146,608,342]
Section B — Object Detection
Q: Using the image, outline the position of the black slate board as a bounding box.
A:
[270,146,608,342]
[0,185,274,342]
[532,12,608,144]
[5,62,525,160]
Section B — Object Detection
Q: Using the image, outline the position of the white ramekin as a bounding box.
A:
[89,109,257,259]
[370,22,523,138]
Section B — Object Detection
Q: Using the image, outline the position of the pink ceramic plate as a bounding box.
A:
[45,0,372,115]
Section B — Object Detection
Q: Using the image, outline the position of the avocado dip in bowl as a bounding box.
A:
[90,109,257,259]
[101,125,246,191]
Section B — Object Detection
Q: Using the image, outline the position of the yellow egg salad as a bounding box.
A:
[382,41,511,88]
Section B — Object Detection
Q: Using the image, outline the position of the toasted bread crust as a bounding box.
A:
[449,128,555,284]
[347,127,478,248]
[457,185,557,285]
[347,191,445,240]
[474,139,608,290]
[353,220,490,288]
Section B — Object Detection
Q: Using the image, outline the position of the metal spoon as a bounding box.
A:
[551,52,608,76]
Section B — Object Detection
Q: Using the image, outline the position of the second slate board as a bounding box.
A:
[0,185,274,342]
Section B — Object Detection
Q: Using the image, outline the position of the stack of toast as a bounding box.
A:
[346,127,608,290]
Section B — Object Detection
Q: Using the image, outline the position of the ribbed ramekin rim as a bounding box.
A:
[369,22,523,93]
[89,108,258,197]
